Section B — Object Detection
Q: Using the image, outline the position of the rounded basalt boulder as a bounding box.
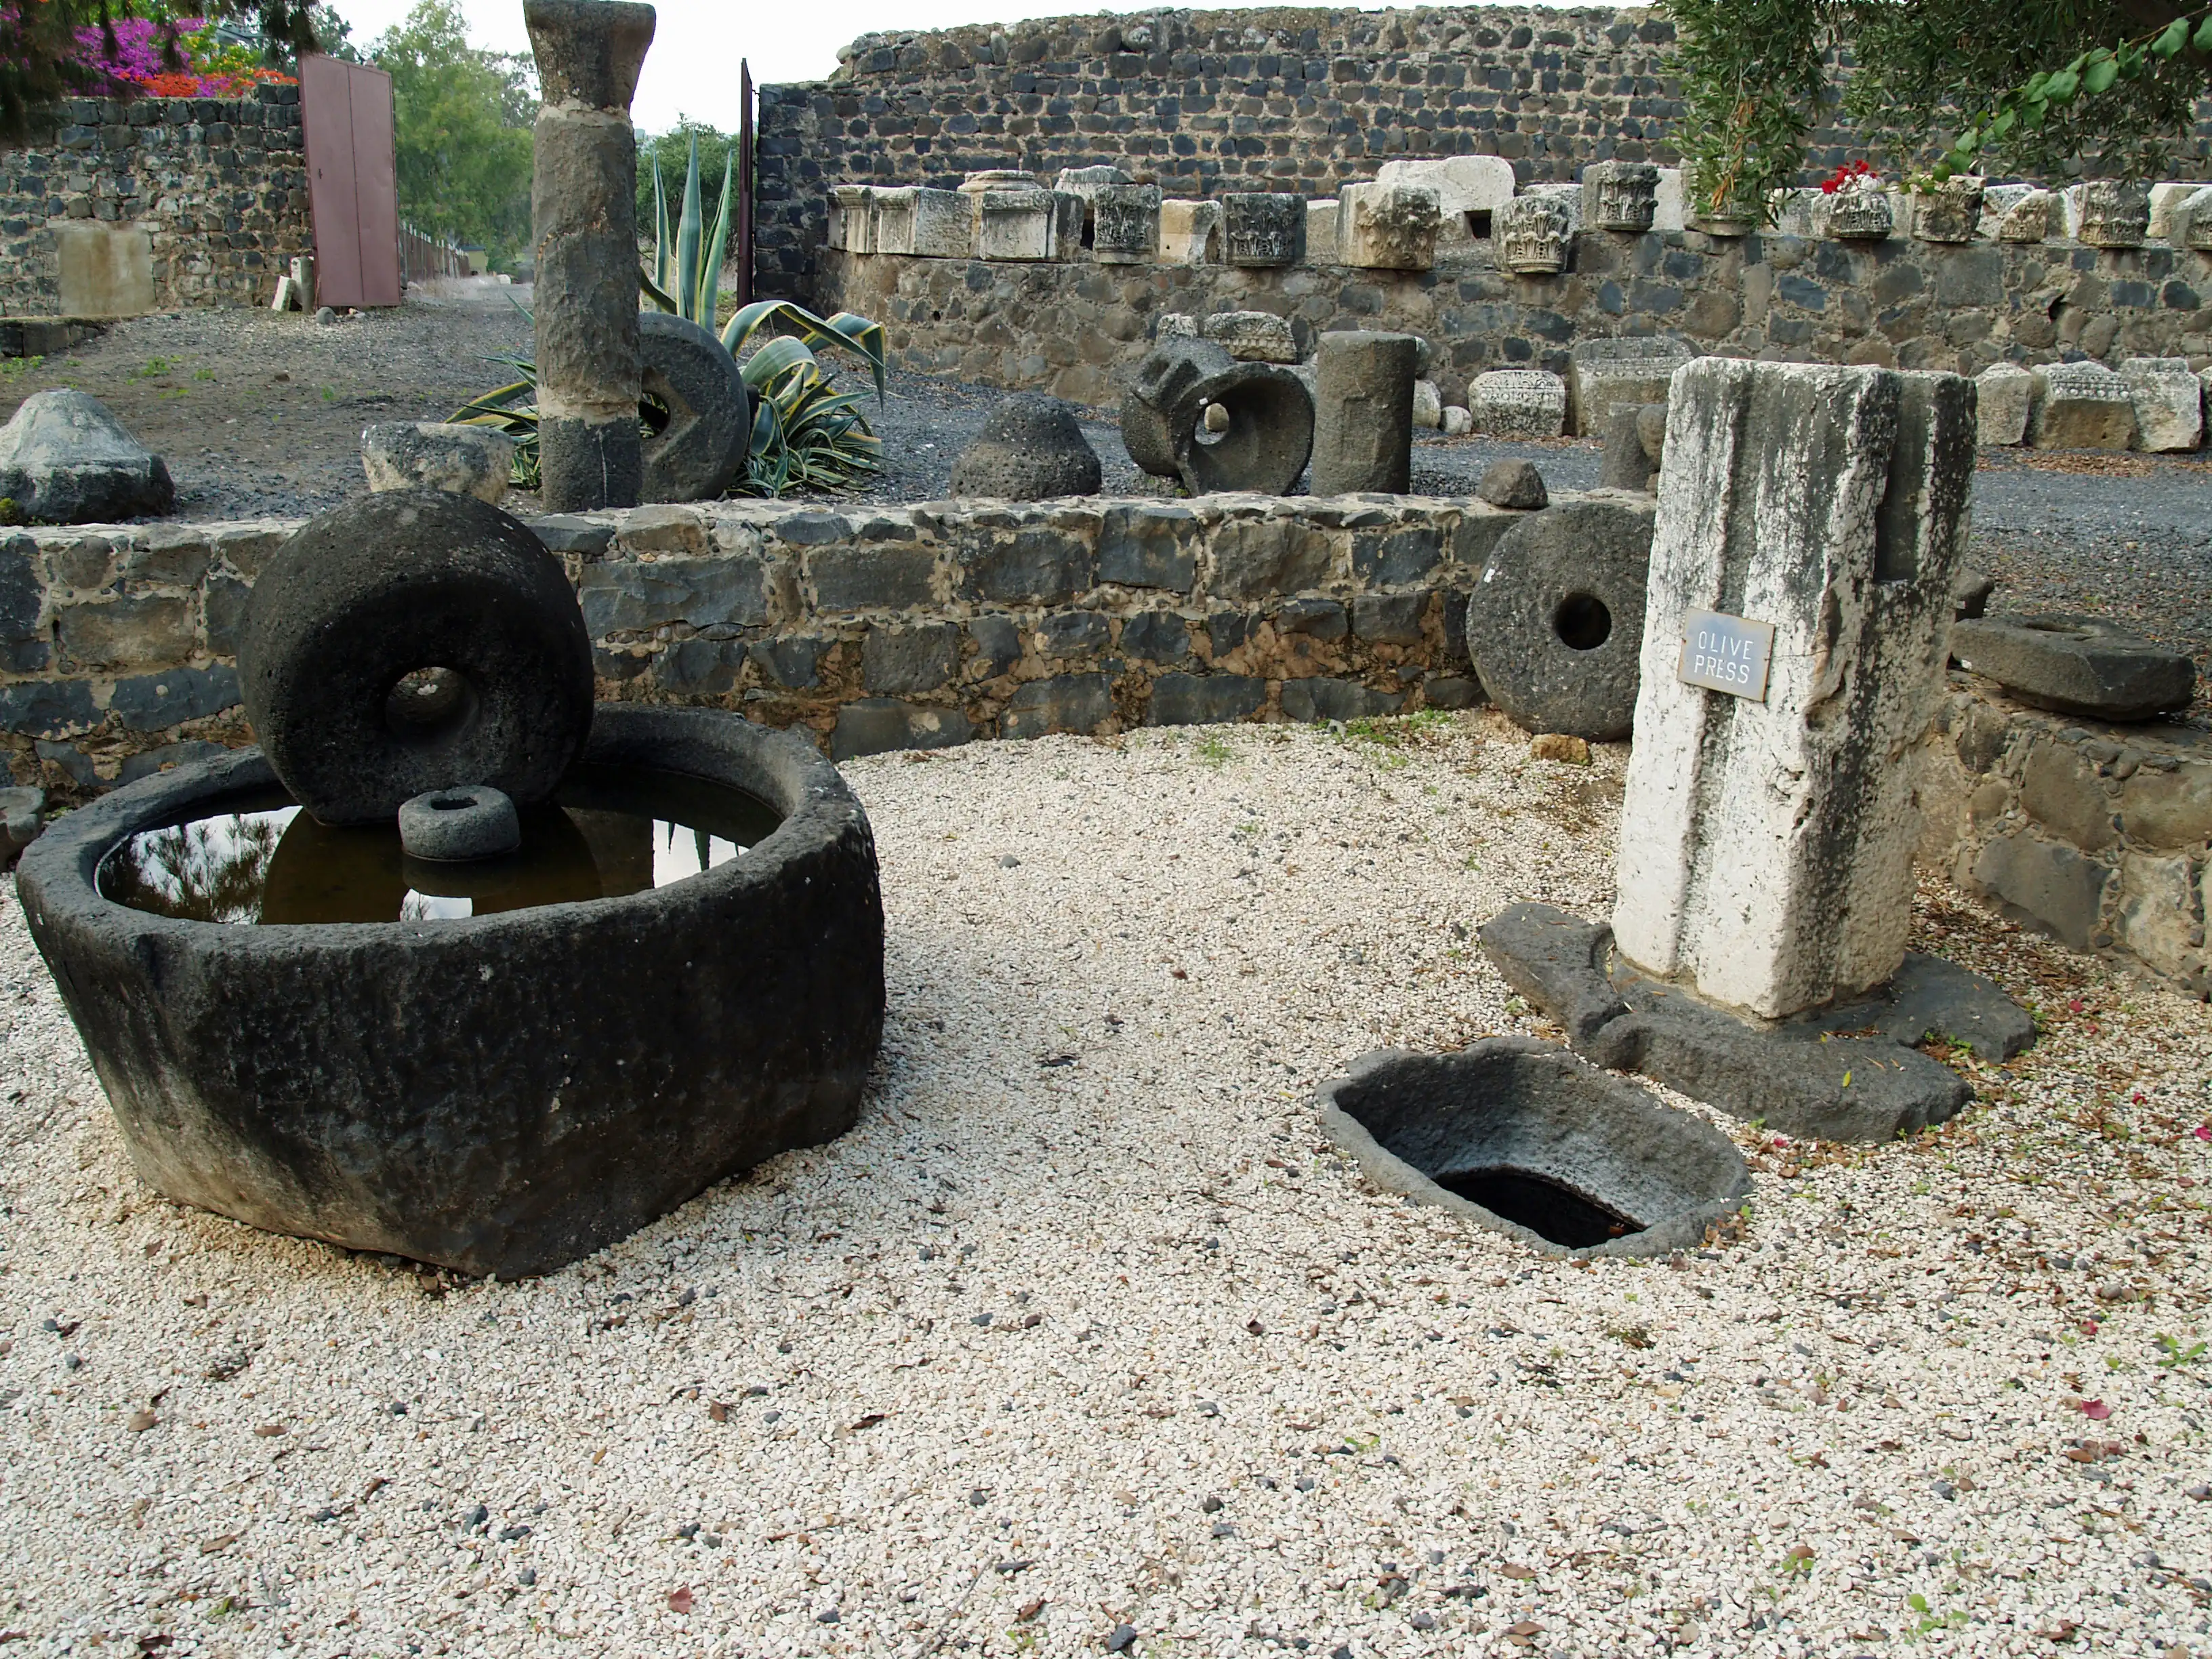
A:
[949,393,1103,499]
[1316,1038,1751,1258]
[15,703,886,1278]
[639,310,752,503]
[239,490,595,826]
[1463,494,1656,742]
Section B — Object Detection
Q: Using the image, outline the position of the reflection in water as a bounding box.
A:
[98,766,783,926]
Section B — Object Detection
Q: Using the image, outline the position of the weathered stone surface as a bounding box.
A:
[1470,369,1566,439]
[1,783,43,861]
[964,614,1021,678]
[949,393,1102,499]
[1200,310,1299,363]
[1496,192,1572,274]
[1147,670,1265,725]
[1052,164,1130,233]
[109,663,241,730]
[1973,832,2110,949]
[2121,356,2202,453]
[1477,458,1547,510]
[2118,851,2203,980]
[1209,516,1334,597]
[1120,338,1314,496]
[1279,676,1402,721]
[1002,672,1114,737]
[1220,193,1305,266]
[1157,199,1221,264]
[869,186,918,254]
[0,389,173,523]
[1477,903,1996,1140]
[1441,405,1472,436]
[1599,402,1666,491]
[828,183,873,252]
[1121,609,1190,661]
[1338,181,1441,270]
[56,594,192,670]
[1974,363,2032,447]
[1310,330,1417,495]
[1315,1039,1749,1256]
[1465,495,1654,741]
[1305,198,1343,260]
[2020,740,2118,853]
[638,311,752,501]
[1993,187,2054,241]
[1097,504,1198,591]
[1582,161,1659,232]
[1820,186,1893,240]
[361,422,515,503]
[1911,176,1982,243]
[1952,614,2194,721]
[578,556,766,633]
[1352,591,1426,643]
[1568,336,1690,437]
[1091,182,1161,264]
[975,187,1061,261]
[2121,760,2212,850]
[2028,361,2135,451]
[0,677,96,737]
[832,696,973,759]
[396,782,520,863]
[241,490,596,825]
[1412,378,1443,430]
[863,621,961,693]
[1037,609,1111,657]
[2070,180,2150,249]
[962,524,1096,605]
[1376,155,1515,245]
[1614,360,1975,1020]
[909,188,974,258]
[17,708,885,1277]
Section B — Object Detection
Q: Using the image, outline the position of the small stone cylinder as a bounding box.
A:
[527,0,655,513]
[1310,330,1418,495]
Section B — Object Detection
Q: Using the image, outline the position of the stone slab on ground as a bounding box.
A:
[2121,356,2203,453]
[2028,362,2136,451]
[1952,613,2195,721]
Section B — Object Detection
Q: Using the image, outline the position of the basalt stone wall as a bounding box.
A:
[823,230,2212,409]
[0,85,309,318]
[0,493,1517,796]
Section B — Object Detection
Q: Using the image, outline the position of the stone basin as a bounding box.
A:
[15,705,885,1277]
[1317,1038,1751,1258]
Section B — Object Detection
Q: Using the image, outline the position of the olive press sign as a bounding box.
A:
[1677,609,1774,701]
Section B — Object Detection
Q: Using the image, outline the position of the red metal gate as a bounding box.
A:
[300,55,403,309]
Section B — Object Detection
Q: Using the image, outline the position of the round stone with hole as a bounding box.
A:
[239,489,595,826]
[1462,495,1656,742]
[397,783,522,862]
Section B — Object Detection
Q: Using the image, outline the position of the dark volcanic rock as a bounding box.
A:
[14,705,886,1277]
[949,393,1103,499]
[0,389,173,522]
[638,311,752,504]
[1952,612,2194,721]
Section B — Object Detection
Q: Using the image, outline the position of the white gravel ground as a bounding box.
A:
[3,712,2210,1658]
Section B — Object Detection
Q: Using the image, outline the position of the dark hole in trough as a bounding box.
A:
[1431,1168,1642,1249]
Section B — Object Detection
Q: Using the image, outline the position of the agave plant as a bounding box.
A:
[643,134,735,329]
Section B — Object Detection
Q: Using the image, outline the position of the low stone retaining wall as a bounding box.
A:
[1923,686,2212,999]
[823,231,2212,409]
[0,493,1519,793]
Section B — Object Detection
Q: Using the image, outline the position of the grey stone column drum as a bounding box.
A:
[1311,331,1417,495]
[527,0,655,513]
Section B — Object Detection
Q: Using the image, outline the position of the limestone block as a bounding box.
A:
[958,170,1037,194]
[1052,163,1131,236]
[56,221,154,317]
[1910,176,1982,244]
[870,186,918,255]
[1200,310,1298,363]
[911,188,973,258]
[1221,193,1306,266]
[829,184,872,253]
[2121,356,2202,452]
[1337,181,1441,270]
[1521,183,1582,231]
[1469,369,1566,439]
[1412,378,1442,430]
[1092,183,1160,264]
[2117,851,2203,981]
[1567,336,1692,437]
[1582,161,1660,232]
[361,422,514,503]
[1819,187,1894,240]
[1158,200,1222,264]
[1613,361,1977,1020]
[2028,361,2136,451]
[2148,181,2199,241]
[1376,155,1516,244]
[2177,186,2212,250]
[2066,180,2150,247]
[1973,363,2032,446]
[1496,194,1572,274]
[1770,189,1822,237]
[1155,312,1198,341]
[1994,188,2053,243]
[1304,199,1341,261]
[1652,167,1685,233]
[975,188,1058,261]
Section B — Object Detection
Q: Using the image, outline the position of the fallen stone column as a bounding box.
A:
[1612,359,1976,1020]
[527,0,655,513]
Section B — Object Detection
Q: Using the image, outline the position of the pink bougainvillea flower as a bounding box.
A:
[2192,1124,2211,1143]
[2076,1399,2112,1421]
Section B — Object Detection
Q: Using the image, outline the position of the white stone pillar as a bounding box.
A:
[1612,358,1975,1020]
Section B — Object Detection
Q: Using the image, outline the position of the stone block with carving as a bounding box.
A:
[958,169,1037,194]
[1614,360,1975,1020]
[1973,363,2032,447]
[1984,186,2053,242]
[2174,186,2212,250]
[1221,193,1306,266]
[1496,193,1573,274]
[1910,176,1982,243]
[2148,180,2200,240]
[1567,336,1692,436]
[2121,356,2202,452]
[1820,187,1893,240]
[975,188,1061,261]
[912,188,973,258]
[1092,183,1160,264]
[829,184,873,253]
[1338,180,1442,270]
[2028,361,2137,450]
[1471,369,1568,439]
[1200,310,1299,363]
[1305,198,1342,262]
[870,187,918,255]
[2068,180,2150,248]
[1158,200,1222,264]
[1582,161,1660,232]
[1376,155,1516,244]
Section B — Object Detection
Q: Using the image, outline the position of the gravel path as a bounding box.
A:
[3,713,2209,1654]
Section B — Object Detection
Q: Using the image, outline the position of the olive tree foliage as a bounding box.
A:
[1668,0,2212,223]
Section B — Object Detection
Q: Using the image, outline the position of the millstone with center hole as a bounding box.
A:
[1317,1038,1751,1257]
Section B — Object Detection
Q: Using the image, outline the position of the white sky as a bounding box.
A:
[327,0,1578,134]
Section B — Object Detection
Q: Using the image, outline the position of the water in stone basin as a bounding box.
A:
[96,765,783,926]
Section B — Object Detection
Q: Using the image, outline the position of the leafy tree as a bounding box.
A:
[371,0,535,270]
[0,1,319,137]
[1668,1,2212,224]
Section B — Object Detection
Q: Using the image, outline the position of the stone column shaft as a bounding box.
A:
[1611,359,1975,1019]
